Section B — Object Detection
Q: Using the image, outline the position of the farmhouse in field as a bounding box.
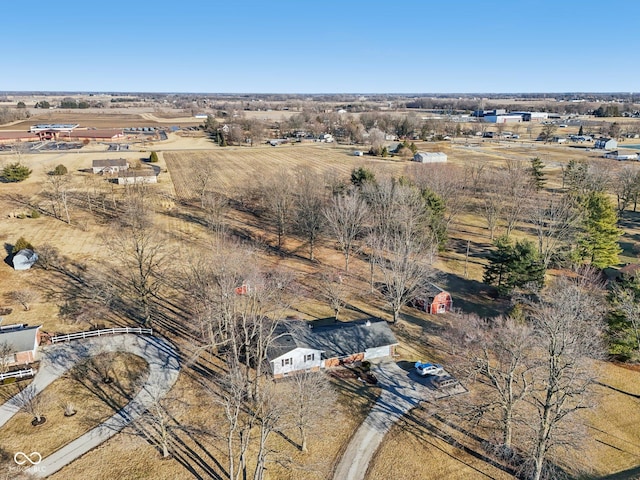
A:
[595,138,618,150]
[115,169,158,185]
[413,152,448,163]
[92,158,130,174]
[0,324,42,366]
[12,249,38,271]
[268,319,398,379]
[412,283,452,314]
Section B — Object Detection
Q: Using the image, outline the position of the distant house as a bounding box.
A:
[0,324,42,366]
[115,169,157,185]
[413,152,448,163]
[412,284,452,314]
[595,138,618,150]
[92,158,129,174]
[604,150,639,161]
[12,249,38,271]
[268,319,398,379]
[318,133,334,143]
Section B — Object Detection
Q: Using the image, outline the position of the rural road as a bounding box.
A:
[332,361,457,480]
[0,334,180,478]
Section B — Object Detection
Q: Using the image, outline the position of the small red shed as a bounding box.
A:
[413,283,452,314]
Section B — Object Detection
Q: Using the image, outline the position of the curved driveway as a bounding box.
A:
[333,361,445,480]
[0,334,180,478]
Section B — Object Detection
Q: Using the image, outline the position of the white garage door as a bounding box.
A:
[364,345,390,360]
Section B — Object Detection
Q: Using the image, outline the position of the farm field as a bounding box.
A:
[2,129,640,479]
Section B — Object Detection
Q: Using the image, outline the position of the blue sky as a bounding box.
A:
[1,0,638,93]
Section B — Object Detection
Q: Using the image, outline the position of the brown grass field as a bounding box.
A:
[0,353,147,467]
[1,124,640,479]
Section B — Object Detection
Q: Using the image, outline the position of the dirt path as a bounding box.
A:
[0,334,180,478]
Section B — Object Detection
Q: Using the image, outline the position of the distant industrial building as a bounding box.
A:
[511,112,549,122]
[483,114,523,124]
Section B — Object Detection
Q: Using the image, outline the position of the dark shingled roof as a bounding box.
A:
[268,319,398,361]
[0,325,41,354]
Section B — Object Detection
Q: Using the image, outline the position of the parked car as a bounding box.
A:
[432,375,458,389]
[414,361,444,376]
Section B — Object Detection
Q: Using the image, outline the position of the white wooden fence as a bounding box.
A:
[50,327,153,344]
[0,368,35,382]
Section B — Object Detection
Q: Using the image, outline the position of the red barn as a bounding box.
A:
[412,284,452,314]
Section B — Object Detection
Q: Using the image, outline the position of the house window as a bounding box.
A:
[438,303,446,313]
[281,358,292,367]
[304,354,315,362]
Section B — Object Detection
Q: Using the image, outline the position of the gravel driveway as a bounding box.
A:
[333,361,464,480]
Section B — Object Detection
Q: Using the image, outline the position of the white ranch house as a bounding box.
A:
[268,319,398,379]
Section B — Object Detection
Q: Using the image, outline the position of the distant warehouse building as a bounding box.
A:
[413,152,448,163]
[511,112,549,122]
[483,114,523,124]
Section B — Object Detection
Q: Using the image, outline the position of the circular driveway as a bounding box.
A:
[0,334,180,478]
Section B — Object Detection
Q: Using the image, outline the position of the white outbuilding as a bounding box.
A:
[413,152,448,163]
[13,249,38,270]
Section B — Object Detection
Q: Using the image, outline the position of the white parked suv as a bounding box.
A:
[414,361,444,376]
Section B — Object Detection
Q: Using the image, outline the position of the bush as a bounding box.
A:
[149,151,159,163]
[30,209,40,219]
[2,162,32,182]
[12,236,34,254]
[52,164,68,175]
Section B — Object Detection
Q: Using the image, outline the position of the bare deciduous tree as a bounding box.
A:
[9,289,39,311]
[195,170,212,209]
[260,169,296,250]
[524,271,606,480]
[0,342,13,375]
[134,384,188,459]
[324,192,369,272]
[526,193,582,268]
[294,170,326,261]
[109,192,168,326]
[9,384,45,425]
[288,371,337,453]
[478,177,503,241]
[613,165,640,212]
[449,314,535,451]
[498,160,534,238]
[202,191,229,238]
[44,172,72,224]
[316,271,349,321]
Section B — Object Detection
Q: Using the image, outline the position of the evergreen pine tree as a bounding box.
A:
[484,236,545,295]
[578,125,584,136]
[529,157,546,191]
[578,191,622,268]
